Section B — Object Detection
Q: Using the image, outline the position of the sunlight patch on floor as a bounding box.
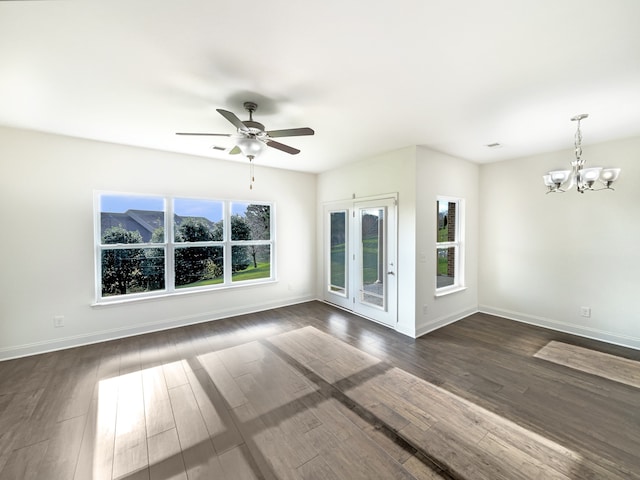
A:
[91,328,598,479]
[269,326,585,480]
[535,340,640,389]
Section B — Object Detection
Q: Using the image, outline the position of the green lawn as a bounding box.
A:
[438,255,448,275]
[178,262,271,288]
[331,238,383,287]
[177,276,223,288]
[362,237,380,284]
[232,262,271,281]
[330,244,346,288]
[438,226,452,276]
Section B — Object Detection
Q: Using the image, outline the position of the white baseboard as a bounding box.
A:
[415,306,478,338]
[7,299,635,361]
[394,322,416,338]
[0,294,316,361]
[479,305,640,351]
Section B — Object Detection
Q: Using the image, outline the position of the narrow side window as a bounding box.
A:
[436,197,464,294]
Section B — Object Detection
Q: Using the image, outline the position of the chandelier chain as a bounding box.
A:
[574,118,583,164]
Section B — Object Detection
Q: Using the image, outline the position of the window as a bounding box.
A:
[173,198,224,288]
[96,193,273,303]
[328,210,348,295]
[436,197,464,294]
[230,202,272,283]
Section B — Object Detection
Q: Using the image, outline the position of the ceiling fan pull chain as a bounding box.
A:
[249,156,255,190]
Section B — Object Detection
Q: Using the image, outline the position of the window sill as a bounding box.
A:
[92,278,277,307]
[434,285,467,298]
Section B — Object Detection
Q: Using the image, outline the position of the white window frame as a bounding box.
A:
[435,196,466,296]
[94,191,275,305]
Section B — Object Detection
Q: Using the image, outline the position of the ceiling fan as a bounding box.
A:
[176,101,314,157]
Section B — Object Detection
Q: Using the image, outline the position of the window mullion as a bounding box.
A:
[224,201,231,284]
[166,197,175,293]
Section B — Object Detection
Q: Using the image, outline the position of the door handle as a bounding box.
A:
[387,271,395,275]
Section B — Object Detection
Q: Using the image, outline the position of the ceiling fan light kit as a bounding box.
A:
[176,101,314,189]
[236,135,265,157]
[543,114,621,194]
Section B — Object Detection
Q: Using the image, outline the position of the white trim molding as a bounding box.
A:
[479,305,640,351]
[0,295,315,361]
[415,306,478,338]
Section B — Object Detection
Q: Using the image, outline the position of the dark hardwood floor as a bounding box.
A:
[0,301,638,479]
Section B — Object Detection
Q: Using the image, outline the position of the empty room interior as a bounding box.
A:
[0,1,639,479]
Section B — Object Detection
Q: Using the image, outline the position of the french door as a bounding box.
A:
[324,196,397,327]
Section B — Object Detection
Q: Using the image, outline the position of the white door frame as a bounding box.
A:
[323,194,398,327]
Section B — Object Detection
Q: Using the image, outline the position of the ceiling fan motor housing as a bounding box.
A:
[241,102,265,133]
[243,101,258,112]
[242,120,265,133]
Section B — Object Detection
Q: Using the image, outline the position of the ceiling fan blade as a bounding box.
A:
[176,132,231,137]
[216,109,248,131]
[229,146,241,155]
[266,127,315,138]
[266,139,300,155]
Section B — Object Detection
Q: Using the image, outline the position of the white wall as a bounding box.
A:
[415,147,479,335]
[316,145,480,338]
[316,147,418,336]
[479,136,640,350]
[0,126,317,359]
[3,125,636,359]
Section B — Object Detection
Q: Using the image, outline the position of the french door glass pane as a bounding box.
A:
[101,247,165,296]
[329,211,347,294]
[361,208,385,308]
[175,246,223,288]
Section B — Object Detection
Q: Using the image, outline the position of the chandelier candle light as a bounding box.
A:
[543,114,621,193]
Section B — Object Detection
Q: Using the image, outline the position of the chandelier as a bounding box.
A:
[543,114,620,193]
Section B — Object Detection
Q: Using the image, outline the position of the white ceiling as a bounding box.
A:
[1,0,639,173]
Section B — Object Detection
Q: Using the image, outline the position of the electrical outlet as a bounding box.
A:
[53,315,64,328]
[580,307,591,318]
[422,304,428,315]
